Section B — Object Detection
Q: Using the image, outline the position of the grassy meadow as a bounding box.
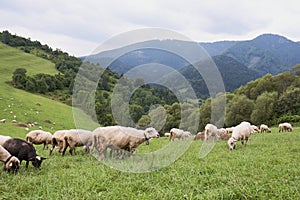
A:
[1,42,300,199]
[0,128,300,199]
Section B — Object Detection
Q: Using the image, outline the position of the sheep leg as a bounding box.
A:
[49,144,56,155]
[62,143,69,156]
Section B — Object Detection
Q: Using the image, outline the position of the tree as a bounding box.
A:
[36,77,48,94]
[225,95,254,127]
[129,104,144,123]
[251,92,278,125]
[12,68,27,89]
[275,87,300,116]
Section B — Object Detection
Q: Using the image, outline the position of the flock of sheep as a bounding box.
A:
[0,126,160,172]
[0,120,294,173]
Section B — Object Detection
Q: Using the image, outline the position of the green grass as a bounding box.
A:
[1,127,300,199]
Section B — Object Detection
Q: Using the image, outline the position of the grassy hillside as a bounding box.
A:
[0,42,98,138]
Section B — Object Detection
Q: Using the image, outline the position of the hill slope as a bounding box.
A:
[206,34,300,75]
[0,42,98,137]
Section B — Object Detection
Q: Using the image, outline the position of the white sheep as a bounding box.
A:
[204,124,219,141]
[26,130,53,150]
[0,145,20,172]
[62,129,94,156]
[251,125,259,134]
[260,124,271,133]
[93,126,160,160]
[49,130,69,155]
[169,128,192,141]
[0,119,6,123]
[278,122,293,132]
[227,121,252,150]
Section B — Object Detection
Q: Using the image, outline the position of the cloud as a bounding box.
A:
[0,0,300,56]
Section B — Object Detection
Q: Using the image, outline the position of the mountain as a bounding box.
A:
[85,34,300,78]
[179,55,259,97]
[205,34,300,75]
[84,39,259,97]
[199,41,237,56]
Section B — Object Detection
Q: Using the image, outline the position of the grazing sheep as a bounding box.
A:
[93,126,160,160]
[0,119,6,123]
[169,128,191,141]
[26,130,53,150]
[260,124,271,133]
[62,129,94,156]
[0,135,12,146]
[2,138,46,169]
[279,122,293,132]
[49,130,69,155]
[217,128,231,140]
[251,125,259,134]
[204,124,219,141]
[227,121,252,150]
[194,132,205,140]
[0,145,20,172]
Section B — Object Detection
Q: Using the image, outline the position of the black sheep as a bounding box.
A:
[2,138,46,169]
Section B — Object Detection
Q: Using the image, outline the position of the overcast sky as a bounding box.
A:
[1,0,300,56]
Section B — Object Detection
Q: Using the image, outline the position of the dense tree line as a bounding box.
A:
[199,71,300,130]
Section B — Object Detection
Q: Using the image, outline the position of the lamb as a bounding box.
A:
[204,124,219,141]
[260,124,271,133]
[194,132,205,140]
[26,130,53,150]
[62,129,94,156]
[227,121,252,150]
[0,145,20,172]
[93,126,160,160]
[169,128,191,141]
[49,130,69,155]
[2,138,46,168]
[279,122,293,132]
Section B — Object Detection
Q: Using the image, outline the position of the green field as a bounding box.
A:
[1,42,300,199]
[0,128,300,199]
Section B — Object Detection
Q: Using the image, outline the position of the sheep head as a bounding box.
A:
[3,156,20,173]
[144,127,160,145]
[227,137,237,150]
[30,156,46,169]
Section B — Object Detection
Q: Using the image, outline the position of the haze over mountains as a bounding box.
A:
[84,33,300,96]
